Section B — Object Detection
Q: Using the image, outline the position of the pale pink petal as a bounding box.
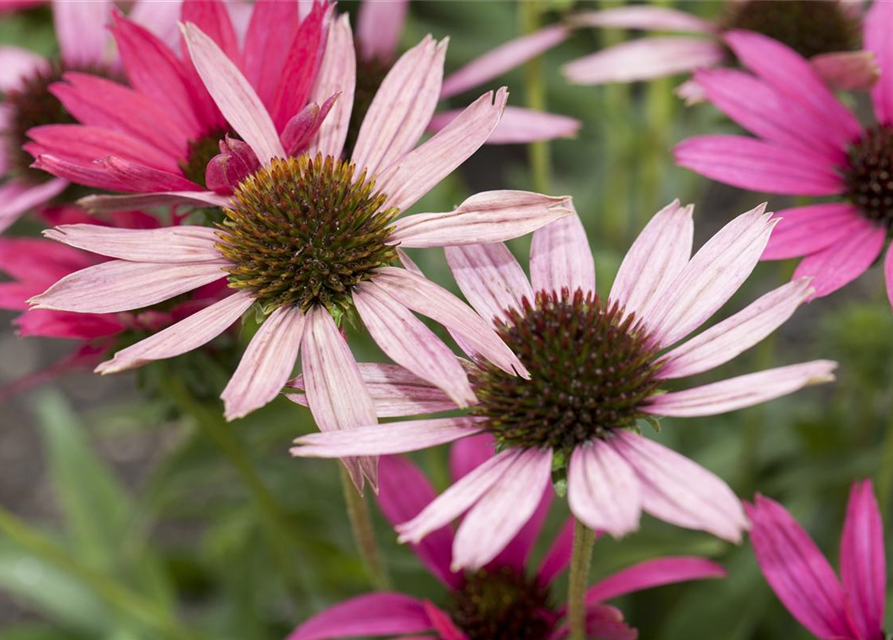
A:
[449,433,496,482]
[494,486,552,573]
[307,14,355,159]
[356,0,408,62]
[353,36,446,176]
[290,417,485,458]
[389,191,574,248]
[286,593,431,640]
[793,220,886,299]
[609,200,692,323]
[646,361,838,418]
[451,447,553,570]
[221,305,305,421]
[570,6,714,32]
[441,25,569,98]
[675,77,706,104]
[529,213,595,296]
[538,519,575,585]
[128,0,182,47]
[376,87,508,212]
[568,441,642,538]
[428,106,580,145]
[612,431,748,542]
[812,51,879,91]
[78,191,231,214]
[0,179,68,233]
[886,246,893,312]
[840,480,885,640]
[866,0,893,124]
[43,225,221,263]
[646,204,775,347]
[181,22,285,164]
[762,203,866,261]
[746,495,855,639]
[53,0,111,67]
[30,260,227,313]
[674,135,844,196]
[444,243,531,323]
[96,291,253,374]
[585,557,727,604]
[353,283,476,407]
[657,278,813,379]
[0,46,48,92]
[563,37,725,85]
[371,267,527,378]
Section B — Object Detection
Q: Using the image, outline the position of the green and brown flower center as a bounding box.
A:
[842,124,893,229]
[216,154,399,316]
[470,289,662,452]
[345,53,393,155]
[178,129,231,188]
[448,566,554,640]
[723,0,860,59]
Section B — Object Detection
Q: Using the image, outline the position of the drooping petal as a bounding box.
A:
[286,593,432,640]
[529,213,595,297]
[96,292,254,374]
[78,191,230,214]
[389,191,574,248]
[0,179,68,234]
[355,0,409,62]
[444,243,531,324]
[811,51,879,91]
[568,441,642,538]
[570,6,714,32]
[53,0,111,67]
[585,557,727,604]
[43,225,220,263]
[646,361,838,418]
[866,0,893,124]
[429,106,581,144]
[612,431,748,542]
[762,203,866,261]
[307,14,355,159]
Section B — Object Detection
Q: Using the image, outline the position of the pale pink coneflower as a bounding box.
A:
[286,434,727,640]
[29,20,574,491]
[674,4,893,310]
[746,480,886,640]
[562,1,878,99]
[290,201,837,567]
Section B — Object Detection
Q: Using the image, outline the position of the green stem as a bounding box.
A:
[0,503,202,640]
[568,519,596,640]
[339,467,392,591]
[877,405,893,520]
[521,0,552,195]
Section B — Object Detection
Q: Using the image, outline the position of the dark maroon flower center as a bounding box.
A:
[723,0,859,59]
[842,124,893,229]
[448,565,555,640]
[470,289,662,453]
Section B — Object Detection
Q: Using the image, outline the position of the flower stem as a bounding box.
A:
[521,0,552,195]
[568,518,596,640]
[339,466,392,591]
[877,408,893,520]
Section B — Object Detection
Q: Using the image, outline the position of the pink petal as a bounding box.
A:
[551,605,636,640]
[424,601,467,640]
[646,360,838,418]
[0,179,68,234]
[427,106,580,145]
[563,37,725,85]
[0,236,92,284]
[389,191,574,248]
[94,155,201,193]
[449,433,497,482]
[30,260,227,313]
[15,309,124,340]
[181,0,240,68]
[866,0,893,124]
[585,557,727,604]
[282,96,337,157]
[529,213,595,297]
[762,203,866,261]
[570,6,714,32]
[746,495,855,639]
[221,305,305,420]
[96,291,254,374]
[78,191,230,214]
[353,36,446,177]
[53,0,111,67]
[181,22,285,164]
[444,243,532,324]
[353,283,476,407]
[646,204,775,348]
[356,0,409,62]
[242,0,299,108]
[609,199,692,323]
[812,51,879,91]
[0,46,48,92]
[840,480,886,640]
[451,447,553,570]
[657,278,813,379]
[793,219,886,299]
[43,224,220,263]
[674,135,844,196]
[538,519,575,585]
[568,441,642,538]
[377,455,460,589]
[127,0,182,47]
[371,267,527,378]
[376,87,508,212]
[440,25,569,98]
[31,153,132,192]
[307,14,355,159]
[493,486,552,573]
[612,431,748,542]
[286,593,431,640]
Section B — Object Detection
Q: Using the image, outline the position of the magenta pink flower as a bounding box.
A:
[286,434,726,640]
[746,480,886,640]
[674,4,893,309]
[289,201,837,566]
[563,1,878,95]
[353,0,579,144]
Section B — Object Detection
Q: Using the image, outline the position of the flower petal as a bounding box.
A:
[286,593,431,640]
[529,213,595,297]
[53,0,111,67]
[570,6,713,32]
[0,179,68,234]
[812,50,879,91]
[356,0,409,61]
[430,106,580,145]
[449,433,497,482]
[866,0,893,124]
[307,14,355,159]
[242,0,298,106]
[445,243,532,324]
[43,224,220,263]
[569,441,642,538]
[0,46,48,93]
[585,557,727,604]
[78,191,230,214]
[762,203,866,261]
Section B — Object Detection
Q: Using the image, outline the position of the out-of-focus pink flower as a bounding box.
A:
[286,435,726,640]
[353,0,579,144]
[746,480,886,640]
[563,1,878,98]
[29,20,574,492]
[0,0,46,14]
[290,201,838,568]
[674,4,893,311]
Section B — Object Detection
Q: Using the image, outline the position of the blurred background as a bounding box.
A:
[1,1,891,639]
